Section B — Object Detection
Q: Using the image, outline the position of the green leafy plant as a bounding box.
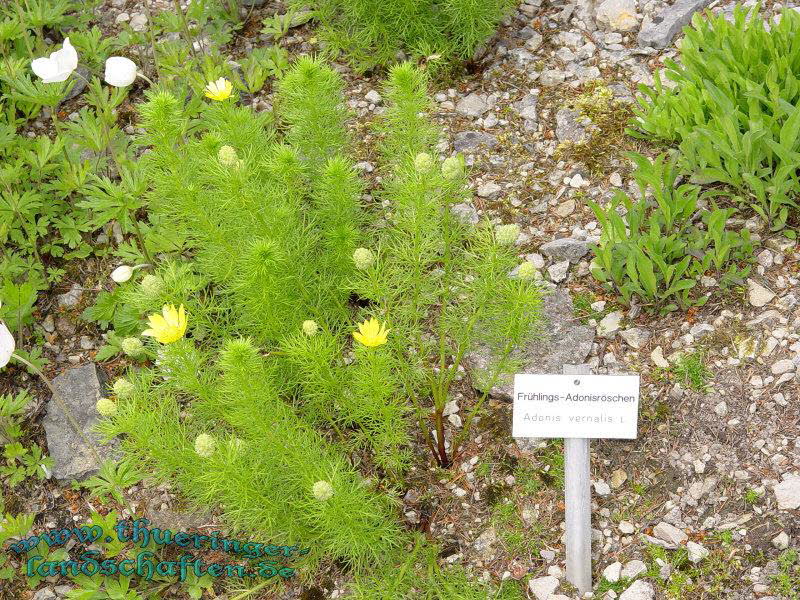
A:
[0,390,53,487]
[589,152,753,312]
[631,4,800,233]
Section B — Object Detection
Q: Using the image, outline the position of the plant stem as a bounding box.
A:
[142,0,163,80]
[171,0,199,60]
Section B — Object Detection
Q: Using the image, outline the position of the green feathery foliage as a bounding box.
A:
[99,338,401,573]
[297,0,516,71]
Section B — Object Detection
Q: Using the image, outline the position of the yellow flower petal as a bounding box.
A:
[142,303,188,344]
[353,318,389,348]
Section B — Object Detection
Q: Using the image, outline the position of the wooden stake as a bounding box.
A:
[563,364,592,594]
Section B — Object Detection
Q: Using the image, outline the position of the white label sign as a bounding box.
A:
[512,374,640,439]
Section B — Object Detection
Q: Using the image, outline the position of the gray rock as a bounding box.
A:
[57,284,83,308]
[652,521,688,548]
[774,476,800,510]
[456,93,490,118]
[620,327,651,349]
[473,527,498,559]
[540,69,566,86]
[453,131,498,152]
[548,260,570,282]
[638,0,713,48]
[772,531,790,550]
[468,287,594,400]
[555,108,590,143]
[42,364,117,481]
[33,589,57,600]
[477,182,502,199]
[63,67,89,102]
[540,237,591,263]
[771,359,795,375]
[364,90,382,104]
[129,13,147,32]
[528,575,559,600]
[620,580,655,600]
[451,202,480,225]
[514,94,538,122]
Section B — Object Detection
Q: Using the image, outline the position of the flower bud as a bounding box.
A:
[140,274,162,297]
[111,265,134,283]
[96,398,117,417]
[352,247,375,270]
[194,433,216,458]
[302,320,318,336]
[312,480,334,501]
[121,337,145,357]
[218,145,239,168]
[414,152,434,173]
[517,261,536,280]
[441,155,464,180]
[495,224,520,246]
[112,378,135,399]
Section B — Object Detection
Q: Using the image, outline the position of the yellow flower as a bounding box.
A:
[353,318,389,348]
[204,77,232,101]
[142,304,187,344]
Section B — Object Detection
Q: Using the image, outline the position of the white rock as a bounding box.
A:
[771,359,795,375]
[129,13,148,31]
[603,561,623,583]
[596,0,639,32]
[528,575,559,600]
[772,531,790,550]
[456,93,489,117]
[548,261,570,283]
[652,522,687,547]
[651,346,669,368]
[619,580,655,600]
[774,475,800,510]
[365,89,382,104]
[620,327,650,349]
[714,401,728,417]
[477,182,502,199]
[594,480,611,496]
[597,311,623,338]
[687,541,709,563]
[621,559,647,579]
[619,521,635,534]
[748,279,776,307]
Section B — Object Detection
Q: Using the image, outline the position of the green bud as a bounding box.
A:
[194,433,216,458]
[112,378,135,399]
[518,261,537,280]
[353,247,375,270]
[312,480,334,501]
[414,152,434,173]
[441,155,464,180]
[495,224,520,246]
[302,320,318,336]
[121,337,145,357]
[218,145,239,168]
[96,398,117,417]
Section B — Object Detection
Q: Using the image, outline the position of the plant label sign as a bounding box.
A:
[512,374,640,439]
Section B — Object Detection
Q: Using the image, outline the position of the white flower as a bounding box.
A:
[111,265,134,283]
[104,56,137,87]
[312,480,334,501]
[111,263,149,283]
[31,37,78,83]
[0,321,14,369]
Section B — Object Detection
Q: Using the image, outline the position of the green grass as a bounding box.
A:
[668,351,711,392]
[771,549,800,599]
